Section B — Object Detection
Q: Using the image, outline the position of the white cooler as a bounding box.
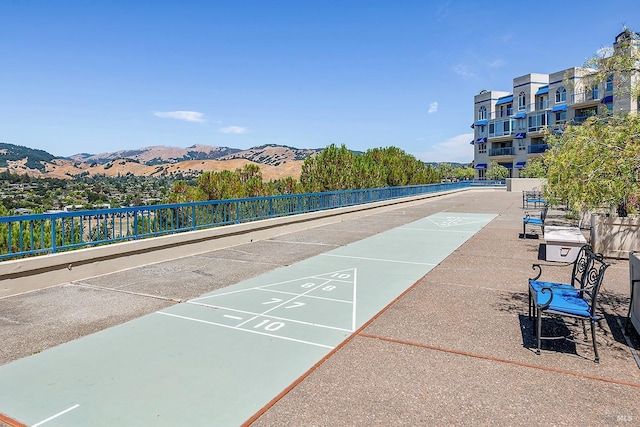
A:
[544,225,588,262]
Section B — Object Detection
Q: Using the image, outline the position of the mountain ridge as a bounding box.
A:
[0,143,321,181]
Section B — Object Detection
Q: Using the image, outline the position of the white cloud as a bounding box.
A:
[452,64,475,78]
[153,111,206,123]
[488,58,507,68]
[219,126,248,134]
[415,133,474,163]
[428,102,438,114]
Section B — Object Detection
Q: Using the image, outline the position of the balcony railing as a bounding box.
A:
[489,147,515,156]
[483,100,550,120]
[571,115,597,124]
[488,119,515,138]
[487,108,514,119]
[0,182,504,261]
[528,144,549,154]
[571,88,601,104]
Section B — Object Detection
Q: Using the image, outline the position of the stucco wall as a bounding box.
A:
[506,178,546,192]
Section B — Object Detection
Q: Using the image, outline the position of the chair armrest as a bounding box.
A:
[536,286,554,309]
[530,262,572,280]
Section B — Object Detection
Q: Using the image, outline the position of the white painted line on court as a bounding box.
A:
[190,269,355,303]
[352,268,357,331]
[223,314,243,320]
[156,311,335,349]
[399,227,477,233]
[319,253,437,266]
[32,404,80,427]
[184,302,353,332]
[266,239,339,247]
[255,288,353,304]
[425,217,491,228]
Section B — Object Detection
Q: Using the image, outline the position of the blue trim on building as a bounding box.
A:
[495,95,513,106]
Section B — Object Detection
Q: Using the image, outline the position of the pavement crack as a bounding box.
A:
[70,281,184,303]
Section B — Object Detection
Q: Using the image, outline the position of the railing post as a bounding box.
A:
[133,211,139,240]
[51,217,57,254]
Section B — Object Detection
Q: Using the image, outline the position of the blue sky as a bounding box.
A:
[2,1,639,163]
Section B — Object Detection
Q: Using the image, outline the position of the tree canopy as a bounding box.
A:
[300,144,440,192]
[543,27,640,216]
[544,113,640,215]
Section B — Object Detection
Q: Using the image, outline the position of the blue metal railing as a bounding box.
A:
[0,181,502,261]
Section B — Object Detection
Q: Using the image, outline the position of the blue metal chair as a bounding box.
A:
[522,204,548,237]
[530,248,609,362]
[528,244,593,320]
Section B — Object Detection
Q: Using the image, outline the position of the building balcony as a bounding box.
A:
[488,108,514,119]
[528,144,549,154]
[571,88,601,105]
[572,114,597,124]
[489,147,515,157]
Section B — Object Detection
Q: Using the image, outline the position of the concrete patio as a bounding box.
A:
[1,189,638,426]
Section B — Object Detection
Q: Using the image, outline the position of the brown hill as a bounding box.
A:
[1,143,315,181]
[40,158,304,181]
[70,144,319,167]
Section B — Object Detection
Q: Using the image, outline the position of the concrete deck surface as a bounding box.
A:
[1,189,639,426]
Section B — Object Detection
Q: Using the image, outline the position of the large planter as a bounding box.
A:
[590,214,640,259]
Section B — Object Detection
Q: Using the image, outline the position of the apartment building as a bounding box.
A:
[472,30,639,179]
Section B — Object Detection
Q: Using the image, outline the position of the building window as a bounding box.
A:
[554,110,566,124]
[528,113,547,132]
[477,125,486,136]
[519,139,526,150]
[536,96,546,110]
[606,75,614,92]
[555,87,566,103]
[478,106,487,120]
[517,118,526,130]
[518,92,526,110]
[478,143,486,154]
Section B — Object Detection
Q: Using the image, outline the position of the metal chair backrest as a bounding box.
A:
[581,249,610,317]
[571,245,593,289]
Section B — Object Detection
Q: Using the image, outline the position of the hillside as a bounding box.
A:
[1,143,318,181]
[0,143,56,172]
[68,144,320,167]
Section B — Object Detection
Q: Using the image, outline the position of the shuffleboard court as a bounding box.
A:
[0,212,495,426]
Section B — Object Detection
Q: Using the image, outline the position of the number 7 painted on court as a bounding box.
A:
[262,298,306,309]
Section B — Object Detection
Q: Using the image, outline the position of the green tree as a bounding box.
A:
[544,27,640,216]
[486,162,509,180]
[582,28,640,103]
[452,166,475,181]
[438,163,455,181]
[301,144,440,192]
[272,176,303,195]
[300,144,357,192]
[544,114,640,215]
[519,158,547,178]
[196,170,243,200]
